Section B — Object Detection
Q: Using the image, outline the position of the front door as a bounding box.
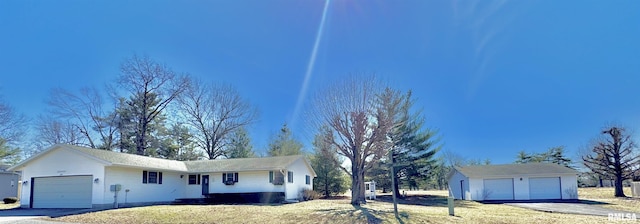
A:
[202,175,209,195]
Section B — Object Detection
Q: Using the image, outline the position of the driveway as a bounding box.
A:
[0,208,80,223]
[507,202,637,217]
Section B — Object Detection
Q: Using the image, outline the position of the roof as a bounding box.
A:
[9,144,313,175]
[454,163,578,178]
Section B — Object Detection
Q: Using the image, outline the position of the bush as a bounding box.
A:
[3,197,18,204]
[300,189,320,201]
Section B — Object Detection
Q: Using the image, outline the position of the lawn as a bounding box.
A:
[44,189,630,224]
[578,187,640,214]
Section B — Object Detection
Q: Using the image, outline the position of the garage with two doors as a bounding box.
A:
[449,163,578,201]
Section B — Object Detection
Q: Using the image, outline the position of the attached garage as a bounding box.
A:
[31,175,93,208]
[529,177,561,199]
[483,178,514,200]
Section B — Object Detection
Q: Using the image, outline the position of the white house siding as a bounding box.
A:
[103,166,185,206]
[467,178,484,200]
[184,174,205,198]
[207,171,285,194]
[284,158,314,200]
[560,175,578,199]
[18,148,105,208]
[447,171,469,200]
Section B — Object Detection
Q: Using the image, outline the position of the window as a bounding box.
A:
[269,171,284,185]
[142,171,163,184]
[287,171,293,183]
[188,174,201,185]
[222,172,238,185]
[305,175,310,185]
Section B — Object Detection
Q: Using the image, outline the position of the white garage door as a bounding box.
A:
[32,176,93,208]
[483,178,514,200]
[529,177,561,200]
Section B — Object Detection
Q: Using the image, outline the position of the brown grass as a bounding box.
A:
[578,187,640,213]
[46,190,620,224]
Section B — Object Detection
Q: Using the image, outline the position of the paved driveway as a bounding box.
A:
[507,202,636,217]
[0,208,79,223]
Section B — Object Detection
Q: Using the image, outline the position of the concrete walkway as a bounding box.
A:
[507,202,637,217]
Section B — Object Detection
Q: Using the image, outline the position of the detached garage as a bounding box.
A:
[448,163,578,201]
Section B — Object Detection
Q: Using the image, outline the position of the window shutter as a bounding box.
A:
[197,174,201,185]
[222,173,226,183]
[143,171,148,184]
[269,171,273,183]
[159,172,163,184]
[234,173,238,182]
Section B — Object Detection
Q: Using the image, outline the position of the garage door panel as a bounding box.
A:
[529,177,561,199]
[32,176,93,208]
[483,178,514,200]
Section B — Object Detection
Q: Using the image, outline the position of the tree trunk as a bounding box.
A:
[599,176,603,187]
[393,174,402,199]
[350,166,366,205]
[614,174,625,197]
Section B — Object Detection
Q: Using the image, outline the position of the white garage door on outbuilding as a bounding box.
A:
[32,175,93,208]
[483,178,514,200]
[529,177,561,199]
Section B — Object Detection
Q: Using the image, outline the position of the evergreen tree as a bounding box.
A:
[387,90,440,198]
[310,127,348,197]
[226,127,255,158]
[267,123,303,156]
[0,138,20,165]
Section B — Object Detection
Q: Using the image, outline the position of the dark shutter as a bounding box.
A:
[143,171,148,184]
[159,172,163,184]
[269,171,273,183]
[197,174,201,185]
[222,173,226,183]
[234,173,238,182]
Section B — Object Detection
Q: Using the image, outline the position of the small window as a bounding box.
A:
[270,171,284,185]
[143,171,163,184]
[222,173,238,184]
[305,175,310,185]
[188,174,201,185]
[287,171,293,183]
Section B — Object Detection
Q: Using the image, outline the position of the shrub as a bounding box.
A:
[300,189,320,201]
[3,197,18,204]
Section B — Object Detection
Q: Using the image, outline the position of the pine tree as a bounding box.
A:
[267,123,303,156]
[226,127,255,158]
[310,127,348,197]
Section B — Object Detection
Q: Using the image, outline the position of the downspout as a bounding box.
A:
[460,180,464,200]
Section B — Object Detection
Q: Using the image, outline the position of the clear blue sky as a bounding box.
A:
[1,1,639,164]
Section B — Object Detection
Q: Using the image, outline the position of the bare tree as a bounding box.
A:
[118,55,190,155]
[583,126,640,197]
[47,87,119,149]
[177,81,258,159]
[0,97,26,144]
[309,75,398,205]
[34,115,83,147]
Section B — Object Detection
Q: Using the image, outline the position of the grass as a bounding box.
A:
[45,190,624,224]
[578,187,640,213]
[0,201,20,210]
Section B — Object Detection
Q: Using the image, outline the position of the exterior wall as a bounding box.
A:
[560,174,578,199]
[0,173,19,198]
[18,148,105,208]
[103,166,186,206]
[468,178,484,200]
[447,171,469,200]
[284,158,314,200]
[184,174,205,198]
[513,176,530,200]
[206,171,285,194]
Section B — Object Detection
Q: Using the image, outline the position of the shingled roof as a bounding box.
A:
[10,144,309,174]
[455,163,577,178]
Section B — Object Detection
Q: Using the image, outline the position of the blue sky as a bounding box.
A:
[1,1,639,164]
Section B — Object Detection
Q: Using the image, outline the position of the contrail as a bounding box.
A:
[291,0,331,127]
